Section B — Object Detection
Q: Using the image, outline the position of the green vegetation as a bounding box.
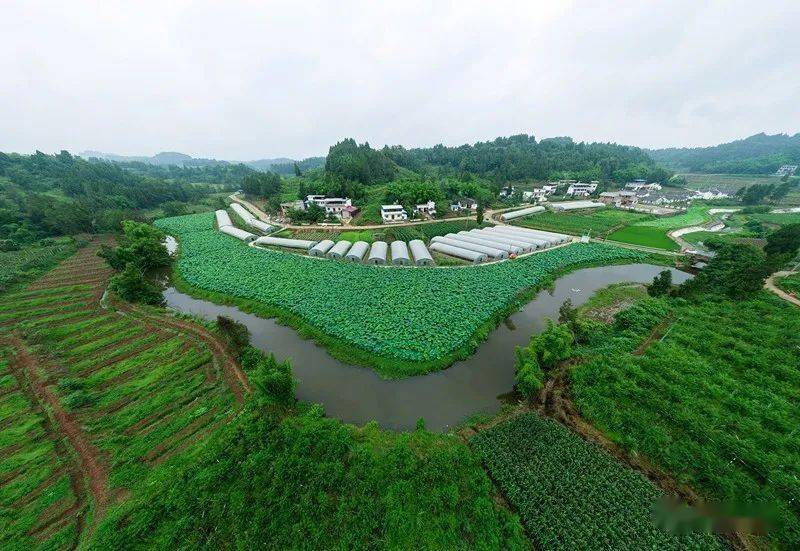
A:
[0,150,231,241]
[0,237,83,292]
[91,402,526,549]
[560,293,800,548]
[650,132,800,174]
[636,204,713,229]
[775,272,800,294]
[513,208,652,236]
[683,172,782,192]
[156,212,646,376]
[471,413,721,550]
[606,225,680,251]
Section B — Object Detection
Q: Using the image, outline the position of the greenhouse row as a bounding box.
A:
[308,239,434,266]
[215,209,257,242]
[429,225,570,263]
[229,202,274,233]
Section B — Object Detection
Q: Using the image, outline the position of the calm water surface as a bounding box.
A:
[164,264,690,432]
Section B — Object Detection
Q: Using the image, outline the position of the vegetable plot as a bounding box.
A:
[157,212,645,375]
[471,413,721,550]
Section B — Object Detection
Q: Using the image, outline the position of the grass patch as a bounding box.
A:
[606,225,680,251]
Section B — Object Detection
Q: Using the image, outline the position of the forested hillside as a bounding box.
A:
[650,133,800,174]
[0,151,236,244]
[381,134,671,184]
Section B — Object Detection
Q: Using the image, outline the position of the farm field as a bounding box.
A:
[0,238,245,549]
[512,208,652,236]
[156,212,648,376]
[635,204,714,229]
[570,293,800,548]
[605,224,681,251]
[775,272,800,294]
[0,237,82,293]
[471,413,721,550]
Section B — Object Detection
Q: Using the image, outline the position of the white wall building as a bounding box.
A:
[523,189,549,202]
[624,182,662,192]
[450,198,478,212]
[413,200,437,216]
[566,182,598,196]
[381,204,408,223]
[305,195,353,218]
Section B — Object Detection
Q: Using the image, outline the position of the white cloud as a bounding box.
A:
[1,0,798,159]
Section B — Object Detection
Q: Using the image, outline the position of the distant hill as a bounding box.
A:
[79,150,227,167]
[649,133,800,174]
[79,151,326,173]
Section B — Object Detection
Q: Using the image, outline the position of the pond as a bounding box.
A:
[164,264,690,432]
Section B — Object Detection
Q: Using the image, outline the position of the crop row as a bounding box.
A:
[571,293,800,548]
[471,413,721,550]
[156,212,646,372]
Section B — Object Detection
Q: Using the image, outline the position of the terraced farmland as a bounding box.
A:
[471,413,721,550]
[0,237,247,549]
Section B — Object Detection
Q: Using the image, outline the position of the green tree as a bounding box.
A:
[99,220,171,271]
[109,263,163,304]
[647,270,672,297]
[293,162,302,177]
[684,243,769,299]
[476,202,484,224]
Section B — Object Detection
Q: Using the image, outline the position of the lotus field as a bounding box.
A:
[157,212,645,375]
[471,413,721,550]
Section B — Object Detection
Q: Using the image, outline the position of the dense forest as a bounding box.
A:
[384,134,672,184]
[649,133,800,174]
[0,151,238,244]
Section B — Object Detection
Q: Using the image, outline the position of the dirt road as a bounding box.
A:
[765,271,800,307]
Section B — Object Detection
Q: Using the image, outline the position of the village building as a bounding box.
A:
[566,181,598,196]
[450,197,478,212]
[413,200,437,217]
[381,204,408,223]
[599,190,638,207]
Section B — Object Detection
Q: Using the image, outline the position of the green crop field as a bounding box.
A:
[471,413,721,550]
[571,293,800,548]
[0,238,81,293]
[513,208,652,236]
[636,204,713,230]
[775,272,800,294]
[0,239,244,549]
[156,212,648,376]
[605,225,681,251]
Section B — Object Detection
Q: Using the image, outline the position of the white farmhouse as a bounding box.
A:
[450,198,478,212]
[566,181,598,196]
[413,200,437,217]
[381,204,408,223]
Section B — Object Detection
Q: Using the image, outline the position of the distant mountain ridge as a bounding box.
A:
[649,133,800,174]
[78,150,325,172]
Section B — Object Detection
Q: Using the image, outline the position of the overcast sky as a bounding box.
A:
[2,1,799,160]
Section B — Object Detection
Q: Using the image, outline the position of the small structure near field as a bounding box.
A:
[345,241,370,262]
[367,241,388,264]
[550,200,605,211]
[253,235,317,249]
[309,240,335,257]
[327,240,352,259]
[501,205,545,221]
[409,240,434,266]
[429,242,486,264]
[390,240,410,265]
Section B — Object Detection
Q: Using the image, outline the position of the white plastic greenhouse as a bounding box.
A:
[346,241,370,262]
[493,226,570,245]
[429,242,486,264]
[390,240,410,265]
[309,239,335,257]
[215,209,233,228]
[468,230,536,252]
[253,236,318,249]
[230,203,273,233]
[367,241,388,264]
[220,225,257,242]
[327,240,352,259]
[550,201,604,211]
[409,239,434,266]
[431,236,508,259]
[500,206,545,221]
[453,232,522,254]
[486,227,556,247]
